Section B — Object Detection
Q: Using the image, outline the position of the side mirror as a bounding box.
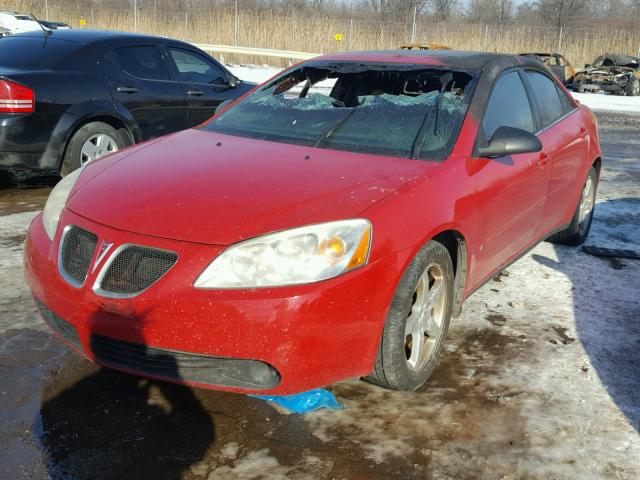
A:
[477,126,542,158]
[227,74,240,88]
[214,99,233,115]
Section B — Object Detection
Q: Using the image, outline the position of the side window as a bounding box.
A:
[556,84,576,114]
[104,45,170,81]
[168,48,225,84]
[525,71,564,127]
[482,71,535,140]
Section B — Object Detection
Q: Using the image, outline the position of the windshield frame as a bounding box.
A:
[202,61,479,162]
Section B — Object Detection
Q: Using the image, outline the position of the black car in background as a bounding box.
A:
[0,30,255,177]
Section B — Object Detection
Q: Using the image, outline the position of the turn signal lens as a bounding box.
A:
[347,226,371,270]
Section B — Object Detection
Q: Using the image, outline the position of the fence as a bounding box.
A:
[4,0,640,67]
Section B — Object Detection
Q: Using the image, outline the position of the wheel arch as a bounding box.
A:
[431,229,468,318]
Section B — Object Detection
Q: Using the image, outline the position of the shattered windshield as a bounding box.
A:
[203,63,476,160]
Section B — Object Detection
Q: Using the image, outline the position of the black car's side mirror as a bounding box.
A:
[477,126,542,158]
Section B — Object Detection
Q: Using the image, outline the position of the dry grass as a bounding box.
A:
[4,0,640,67]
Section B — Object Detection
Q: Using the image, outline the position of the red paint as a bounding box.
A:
[24,55,601,395]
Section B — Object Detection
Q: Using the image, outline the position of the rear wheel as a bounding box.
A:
[547,167,597,246]
[60,122,128,176]
[364,240,453,391]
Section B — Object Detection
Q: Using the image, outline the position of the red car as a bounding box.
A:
[24,51,601,395]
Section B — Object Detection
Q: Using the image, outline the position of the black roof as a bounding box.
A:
[9,29,168,44]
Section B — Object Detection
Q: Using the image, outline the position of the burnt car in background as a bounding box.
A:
[0,30,254,178]
[571,53,640,96]
[519,53,576,84]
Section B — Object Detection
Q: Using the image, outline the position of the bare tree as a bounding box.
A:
[537,0,590,29]
[468,0,513,24]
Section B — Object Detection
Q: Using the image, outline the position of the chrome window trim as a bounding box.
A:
[57,224,92,289]
[92,243,179,299]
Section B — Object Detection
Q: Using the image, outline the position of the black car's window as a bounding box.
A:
[482,71,534,139]
[203,64,476,161]
[525,71,564,128]
[104,46,170,81]
[168,48,225,84]
[0,37,81,69]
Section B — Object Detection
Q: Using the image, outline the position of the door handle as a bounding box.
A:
[116,86,138,93]
[187,89,204,96]
[537,152,549,167]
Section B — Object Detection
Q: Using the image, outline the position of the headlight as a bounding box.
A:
[194,219,372,288]
[42,167,84,240]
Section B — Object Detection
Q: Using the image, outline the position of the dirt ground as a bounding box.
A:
[0,112,638,480]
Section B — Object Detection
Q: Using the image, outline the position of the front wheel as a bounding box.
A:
[364,240,453,391]
[547,167,597,246]
[626,78,640,97]
[60,122,128,176]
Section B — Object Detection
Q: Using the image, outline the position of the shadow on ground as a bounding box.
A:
[534,197,640,432]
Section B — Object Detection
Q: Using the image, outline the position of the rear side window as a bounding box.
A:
[0,37,80,69]
[557,84,576,114]
[168,47,225,84]
[104,45,170,81]
[482,71,534,139]
[525,71,564,127]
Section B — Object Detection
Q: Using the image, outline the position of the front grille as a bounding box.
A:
[59,225,97,286]
[90,335,280,389]
[97,245,177,296]
[34,298,81,350]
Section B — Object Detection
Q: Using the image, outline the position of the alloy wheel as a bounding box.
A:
[80,134,118,165]
[578,175,595,227]
[404,263,447,372]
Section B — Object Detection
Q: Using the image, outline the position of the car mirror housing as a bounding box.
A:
[478,126,542,158]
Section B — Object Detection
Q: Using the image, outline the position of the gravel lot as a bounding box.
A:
[0,112,638,480]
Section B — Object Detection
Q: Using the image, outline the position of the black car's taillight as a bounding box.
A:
[0,79,34,113]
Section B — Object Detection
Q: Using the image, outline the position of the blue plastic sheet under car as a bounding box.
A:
[251,388,343,414]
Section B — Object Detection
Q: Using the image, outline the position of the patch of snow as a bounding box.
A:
[572,92,640,113]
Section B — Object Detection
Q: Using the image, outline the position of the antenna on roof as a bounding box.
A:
[31,12,52,36]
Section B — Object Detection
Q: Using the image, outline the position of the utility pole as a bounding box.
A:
[44,0,49,20]
[411,7,417,44]
[235,0,239,46]
[133,0,138,32]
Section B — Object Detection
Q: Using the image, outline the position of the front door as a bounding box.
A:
[471,70,550,285]
[165,46,238,126]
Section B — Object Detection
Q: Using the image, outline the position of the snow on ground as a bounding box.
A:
[573,92,640,114]
[228,64,640,114]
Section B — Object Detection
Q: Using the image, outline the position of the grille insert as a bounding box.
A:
[59,225,98,286]
[90,335,280,389]
[97,245,177,297]
[34,298,81,350]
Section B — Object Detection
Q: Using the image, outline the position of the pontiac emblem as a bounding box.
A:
[92,240,114,273]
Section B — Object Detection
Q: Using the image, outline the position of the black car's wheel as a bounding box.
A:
[626,78,640,97]
[364,240,453,391]
[547,167,597,246]
[61,122,128,176]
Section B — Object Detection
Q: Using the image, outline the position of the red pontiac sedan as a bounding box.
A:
[24,51,601,395]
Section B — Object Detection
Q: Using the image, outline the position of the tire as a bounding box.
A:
[364,240,454,391]
[60,122,127,177]
[547,167,597,246]
[626,78,640,97]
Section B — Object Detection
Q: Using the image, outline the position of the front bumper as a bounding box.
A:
[24,209,399,394]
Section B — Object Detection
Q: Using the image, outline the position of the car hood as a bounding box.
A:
[67,129,429,245]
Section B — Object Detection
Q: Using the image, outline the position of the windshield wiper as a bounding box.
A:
[314,105,357,147]
[410,72,453,159]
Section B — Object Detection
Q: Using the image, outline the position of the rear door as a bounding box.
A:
[471,70,550,284]
[522,70,589,233]
[98,42,188,140]
[164,45,238,126]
